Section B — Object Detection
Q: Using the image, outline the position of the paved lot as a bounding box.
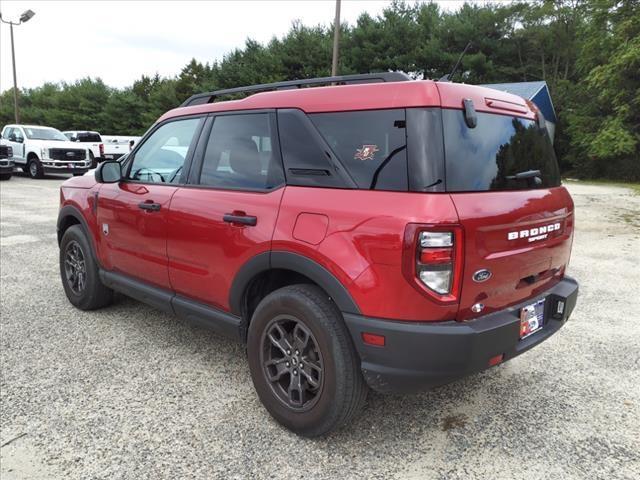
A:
[1,175,639,479]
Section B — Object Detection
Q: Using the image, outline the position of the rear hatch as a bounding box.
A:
[437,86,574,320]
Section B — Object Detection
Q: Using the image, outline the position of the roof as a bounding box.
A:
[5,124,57,129]
[161,80,536,123]
[481,81,557,123]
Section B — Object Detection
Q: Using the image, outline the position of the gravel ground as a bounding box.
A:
[1,175,639,479]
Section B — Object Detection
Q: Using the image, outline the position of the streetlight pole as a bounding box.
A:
[331,0,341,76]
[1,9,36,124]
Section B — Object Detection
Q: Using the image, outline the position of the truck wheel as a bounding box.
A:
[60,225,113,310]
[0,173,11,180]
[27,158,44,179]
[89,151,96,169]
[247,284,367,437]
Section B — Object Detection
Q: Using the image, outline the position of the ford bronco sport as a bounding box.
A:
[57,73,579,437]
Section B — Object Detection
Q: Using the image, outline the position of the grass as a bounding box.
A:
[563,178,640,195]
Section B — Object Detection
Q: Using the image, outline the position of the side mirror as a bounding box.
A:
[71,136,78,142]
[8,134,17,142]
[95,160,122,183]
[16,136,24,143]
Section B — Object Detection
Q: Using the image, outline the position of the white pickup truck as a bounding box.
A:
[0,124,91,178]
[63,130,104,167]
[102,135,141,160]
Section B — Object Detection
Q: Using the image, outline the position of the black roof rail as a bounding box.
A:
[180,72,412,107]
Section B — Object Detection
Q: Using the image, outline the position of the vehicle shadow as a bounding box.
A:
[98,293,522,445]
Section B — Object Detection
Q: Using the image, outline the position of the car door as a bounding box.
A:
[167,111,285,311]
[5,128,25,164]
[97,116,204,290]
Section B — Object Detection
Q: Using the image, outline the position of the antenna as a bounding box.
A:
[439,42,473,82]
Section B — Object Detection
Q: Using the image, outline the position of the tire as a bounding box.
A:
[247,284,367,437]
[27,157,44,179]
[0,173,11,180]
[89,151,97,169]
[60,225,113,310]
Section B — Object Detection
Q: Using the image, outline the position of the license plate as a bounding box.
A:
[519,298,545,339]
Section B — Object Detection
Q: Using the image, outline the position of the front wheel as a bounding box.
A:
[27,158,44,179]
[247,284,367,437]
[60,225,113,310]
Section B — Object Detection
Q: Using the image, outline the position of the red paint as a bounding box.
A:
[450,187,574,320]
[158,80,537,124]
[59,79,574,326]
[292,213,329,246]
[97,182,178,289]
[166,187,284,309]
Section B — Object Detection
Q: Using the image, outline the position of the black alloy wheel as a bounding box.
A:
[261,315,324,411]
[63,240,87,295]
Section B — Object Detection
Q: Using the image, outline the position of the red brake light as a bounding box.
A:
[402,225,463,303]
[99,143,104,156]
[420,248,452,264]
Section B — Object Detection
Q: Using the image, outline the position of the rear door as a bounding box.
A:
[167,111,285,311]
[97,116,203,289]
[441,108,574,320]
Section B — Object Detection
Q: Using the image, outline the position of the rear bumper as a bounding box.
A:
[343,276,578,393]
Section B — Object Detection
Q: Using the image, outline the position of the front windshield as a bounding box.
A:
[24,127,68,141]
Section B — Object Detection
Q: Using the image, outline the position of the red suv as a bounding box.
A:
[57,73,578,437]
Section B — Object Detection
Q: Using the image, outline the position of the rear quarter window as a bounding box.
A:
[309,109,407,191]
[443,110,561,191]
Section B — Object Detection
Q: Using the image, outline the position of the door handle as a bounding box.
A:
[223,213,257,226]
[138,201,161,212]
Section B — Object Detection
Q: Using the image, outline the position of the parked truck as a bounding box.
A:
[1,125,91,178]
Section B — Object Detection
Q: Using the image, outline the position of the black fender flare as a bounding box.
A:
[229,251,361,316]
[57,205,100,265]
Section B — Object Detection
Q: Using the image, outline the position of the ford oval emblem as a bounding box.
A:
[473,269,492,283]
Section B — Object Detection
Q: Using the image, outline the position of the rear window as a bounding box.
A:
[77,133,102,142]
[310,110,407,191]
[443,110,561,191]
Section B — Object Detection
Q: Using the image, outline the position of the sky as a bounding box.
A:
[0,0,472,92]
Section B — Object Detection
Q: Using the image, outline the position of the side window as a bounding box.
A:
[128,118,200,184]
[309,109,407,191]
[199,113,284,190]
[277,109,352,189]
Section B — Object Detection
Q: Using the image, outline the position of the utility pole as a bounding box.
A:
[10,23,19,123]
[331,0,341,76]
[1,9,36,124]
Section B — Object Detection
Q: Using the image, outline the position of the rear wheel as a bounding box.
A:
[27,157,43,179]
[89,151,97,169]
[247,284,367,437]
[60,225,113,310]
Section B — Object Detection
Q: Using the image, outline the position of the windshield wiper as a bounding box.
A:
[506,169,542,186]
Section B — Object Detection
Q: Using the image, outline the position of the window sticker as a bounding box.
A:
[354,144,379,161]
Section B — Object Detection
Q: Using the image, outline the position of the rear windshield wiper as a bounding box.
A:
[506,169,542,186]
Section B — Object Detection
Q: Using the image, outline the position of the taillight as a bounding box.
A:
[402,225,463,303]
[99,143,104,156]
